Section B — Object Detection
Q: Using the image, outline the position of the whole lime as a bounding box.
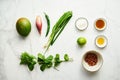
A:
[16,17,31,37]
[77,37,87,46]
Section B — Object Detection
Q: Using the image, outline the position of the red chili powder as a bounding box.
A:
[85,52,98,66]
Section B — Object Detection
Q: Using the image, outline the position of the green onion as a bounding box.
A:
[44,13,50,37]
[45,11,72,53]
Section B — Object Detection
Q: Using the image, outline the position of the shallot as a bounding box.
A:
[36,16,42,34]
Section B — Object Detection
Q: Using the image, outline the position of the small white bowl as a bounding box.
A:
[75,17,88,31]
[82,50,103,72]
[94,18,107,31]
[95,35,108,48]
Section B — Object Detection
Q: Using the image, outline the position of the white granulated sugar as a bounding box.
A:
[75,18,88,30]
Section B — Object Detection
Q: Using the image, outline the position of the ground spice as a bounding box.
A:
[85,52,98,66]
[96,19,105,29]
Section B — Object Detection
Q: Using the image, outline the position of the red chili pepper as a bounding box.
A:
[36,16,42,35]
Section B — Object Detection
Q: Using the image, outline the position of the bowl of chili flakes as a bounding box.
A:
[82,50,103,72]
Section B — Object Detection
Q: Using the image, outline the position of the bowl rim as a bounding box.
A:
[82,50,103,72]
[94,18,107,31]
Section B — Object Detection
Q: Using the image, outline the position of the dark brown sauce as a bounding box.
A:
[96,19,105,29]
[85,52,98,66]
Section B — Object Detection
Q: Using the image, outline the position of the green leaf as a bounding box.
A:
[64,54,69,61]
[54,61,62,67]
[20,52,37,71]
[46,62,53,68]
[54,54,62,67]
[38,53,45,60]
[28,64,34,71]
[40,64,46,71]
[38,53,45,65]
[20,52,36,65]
[20,52,29,64]
[45,55,53,63]
[38,54,53,71]
[31,60,36,65]
[54,54,60,61]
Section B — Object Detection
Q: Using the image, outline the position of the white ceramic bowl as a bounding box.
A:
[95,35,108,48]
[82,50,103,72]
[75,17,88,31]
[94,18,107,31]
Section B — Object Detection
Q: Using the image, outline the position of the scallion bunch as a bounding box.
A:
[45,11,72,52]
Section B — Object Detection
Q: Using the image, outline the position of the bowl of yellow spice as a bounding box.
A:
[95,35,108,48]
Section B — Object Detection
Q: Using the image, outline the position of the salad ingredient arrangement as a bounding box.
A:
[36,16,42,34]
[45,11,72,52]
[44,13,50,37]
[20,52,72,71]
[16,17,31,37]
[15,11,107,73]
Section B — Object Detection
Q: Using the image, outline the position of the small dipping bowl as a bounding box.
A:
[95,35,108,48]
[75,17,88,31]
[82,50,103,72]
[94,18,107,31]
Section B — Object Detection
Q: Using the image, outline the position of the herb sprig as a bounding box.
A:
[20,52,37,71]
[20,52,72,71]
[38,53,53,71]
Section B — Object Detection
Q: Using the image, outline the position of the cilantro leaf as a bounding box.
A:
[40,64,46,71]
[54,54,62,67]
[38,54,53,71]
[46,62,53,68]
[28,64,34,71]
[64,54,69,61]
[20,52,36,71]
[45,55,53,63]
[38,53,45,65]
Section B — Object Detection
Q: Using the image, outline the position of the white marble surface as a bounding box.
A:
[0,0,120,80]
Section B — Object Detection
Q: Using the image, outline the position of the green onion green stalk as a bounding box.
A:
[44,11,72,53]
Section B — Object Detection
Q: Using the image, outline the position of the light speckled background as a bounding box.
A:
[0,0,120,80]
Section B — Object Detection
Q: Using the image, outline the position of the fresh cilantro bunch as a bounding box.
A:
[20,52,37,71]
[20,52,72,71]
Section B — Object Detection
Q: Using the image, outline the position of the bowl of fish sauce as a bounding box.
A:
[94,18,107,31]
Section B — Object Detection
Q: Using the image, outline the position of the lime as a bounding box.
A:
[16,17,31,37]
[77,37,87,46]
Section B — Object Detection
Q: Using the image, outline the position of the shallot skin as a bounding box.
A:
[36,16,42,34]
